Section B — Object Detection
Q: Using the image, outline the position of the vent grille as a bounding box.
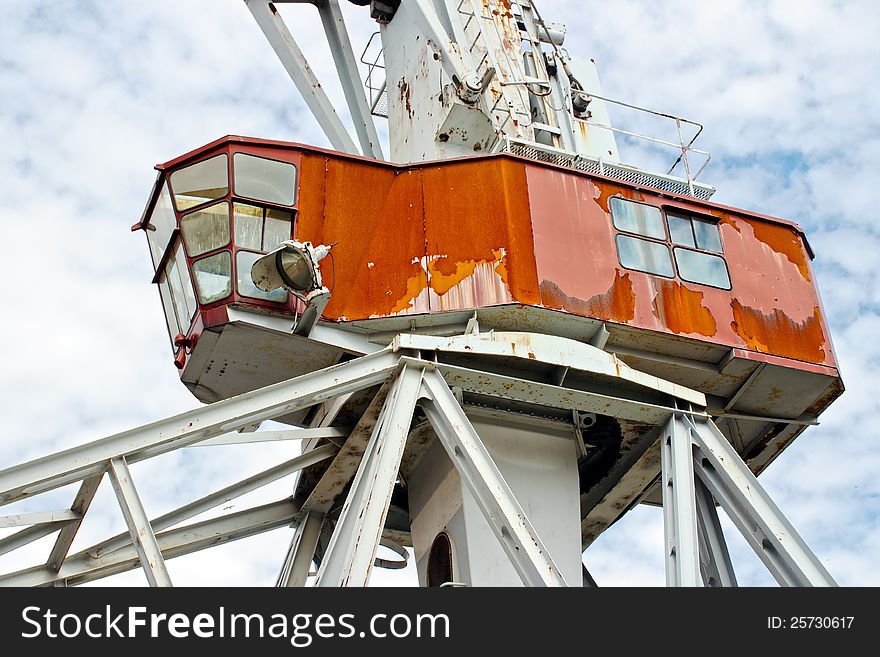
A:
[503,141,716,201]
[427,533,454,587]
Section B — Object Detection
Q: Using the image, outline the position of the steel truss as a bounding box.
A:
[0,333,835,587]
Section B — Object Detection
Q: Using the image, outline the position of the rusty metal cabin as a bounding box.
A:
[135,135,842,523]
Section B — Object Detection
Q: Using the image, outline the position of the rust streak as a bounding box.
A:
[494,252,509,286]
[748,220,811,281]
[731,301,825,363]
[428,258,479,296]
[652,280,717,337]
[422,159,538,305]
[540,269,636,322]
[391,272,429,313]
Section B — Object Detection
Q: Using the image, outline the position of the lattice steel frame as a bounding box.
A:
[0,334,835,587]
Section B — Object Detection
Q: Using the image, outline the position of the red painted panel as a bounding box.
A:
[526,165,835,367]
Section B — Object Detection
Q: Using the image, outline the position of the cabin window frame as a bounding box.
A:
[610,196,732,290]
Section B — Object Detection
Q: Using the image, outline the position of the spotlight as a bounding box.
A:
[251,240,334,300]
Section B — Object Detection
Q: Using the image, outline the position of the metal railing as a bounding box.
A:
[571,89,711,197]
[359,31,387,118]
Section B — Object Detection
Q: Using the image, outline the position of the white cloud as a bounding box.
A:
[0,0,877,587]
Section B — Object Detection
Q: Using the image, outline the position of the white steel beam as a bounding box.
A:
[316,365,424,587]
[0,509,80,529]
[1,500,298,587]
[660,413,701,587]
[277,511,324,587]
[694,477,737,587]
[244,0,360,155]
[393,332,706,407]
[46,474,103,571]
[0,349,399,505]
[108,458,173,588]
[317,0,384,159]
[686,416,837,587]
[419,369,568,587]
[194,427,346,447]
[0,521,70,557]
[302,382,390,513]
[302,392,354,454]
[432,359,704,424]
[89,444,336,560]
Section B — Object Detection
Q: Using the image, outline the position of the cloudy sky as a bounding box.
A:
[0,0,877,587]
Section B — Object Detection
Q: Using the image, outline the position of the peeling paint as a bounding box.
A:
[398,79,413,118]
[540,270,636,322]
[392,272,430,313]
[731,300,825,363]
[428,258,479,295]
[423,159,539,305]
[296,155,428,320]
[748,220,811,281]
[652,280,717,337]
[494,251,509,286]
[591,180,643,214]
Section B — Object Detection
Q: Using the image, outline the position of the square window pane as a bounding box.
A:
[236,251,288,303]
[234,203,264,250]
[616,234,674,277]
[192,251,233,304]
[181,202,230,257]
[263,209,292,250]
[693,219,723,253]
[170,154,229,211]
[610,197,666,239]
[674,248,731,289]
[233,153,297,206]
[667,213,696,247]
[146,183,177,270]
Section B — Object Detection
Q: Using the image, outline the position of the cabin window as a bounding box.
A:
[169,154,229,211]
[233,203,293,251]
[192,251,232,304]
[233,203,293,302]
[158,240,197,345]
[616,234,674,277]
[610,197,730,290]
[667,212,723,253]
[610,196,666,239]
[157,279,179,342]
[233,153,297,207]
[674,248,731,289]
[236,251,289,302]
[145,183,177,270]
[667,211,729,288]
[180,202,231,257]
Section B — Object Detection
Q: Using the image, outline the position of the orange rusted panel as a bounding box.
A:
[295,154,428,320]
[421,158,539,311]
